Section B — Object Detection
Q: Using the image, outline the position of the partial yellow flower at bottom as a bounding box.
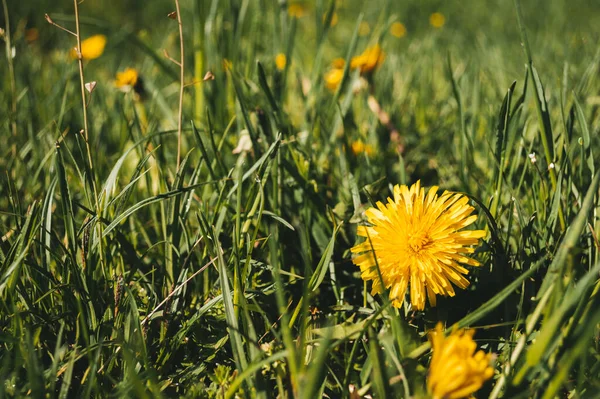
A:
[428,323,494,399]
[351,181,485,310]
[324,67,344,91]
[350,44,384,74]
[71,34,106,60]
[275,53,287,70]
[115,68,139,91]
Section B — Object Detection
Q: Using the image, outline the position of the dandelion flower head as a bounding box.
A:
[71,34,106,60]
[350,44,385,74]
[324,67,344,91]
[427,323,494,399]
[351,181,485,310]
[430,12,446,28]
[390,22,407,38]
[351,140,374,157]
[275,53,287,70]
[115,68,139,90]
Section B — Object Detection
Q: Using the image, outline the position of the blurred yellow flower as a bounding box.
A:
[358,22,370,36]
[71,34,106,60]
[288,3,308,18]
[115,68,139,90]
[275,53,287,70]
[351,181,485,310]
[326,12,338,27]
[350,44,384,74]
[351,140,374,157]
[324,67,344,91]
[430,12,446,28]
[390,22,406,38]
[428,323,494,399]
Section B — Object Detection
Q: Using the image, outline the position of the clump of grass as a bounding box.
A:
[0,0,599,398]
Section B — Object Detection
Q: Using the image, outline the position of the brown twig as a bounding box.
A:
[367,94,404,154]
[72,0,98,205]
[44,13,77,36]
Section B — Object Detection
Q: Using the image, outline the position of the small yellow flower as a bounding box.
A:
[275,53,287,70]
[324,12,338,27]
[390,22,406,38]
[430,12,446,28]
[428,323,494,399]
[288,3,308,18]
[351,181,485,310]
[358,22,370,36]
[324,67,344,91]
[115,68,139,91]
[351,140,374,157]
[350,44,384,74]
[71,34,106,60]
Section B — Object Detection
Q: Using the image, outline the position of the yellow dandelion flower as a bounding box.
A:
[115,68,139,90]
[275,53,287,70]
[71,34,106,60]
[358,22,371,36]
[390,22,406,38]
[351,140,374,157]
[288,3,307,18]
[430,12,446,28]
[350,44,385,74]
[350,181,485,310]
[325,68,344,91]
[324,67,344,91]
[428,323,494,399]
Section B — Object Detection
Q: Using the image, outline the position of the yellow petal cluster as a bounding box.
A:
[324,67,345,91]
[115,68,139,90]
[350,44,385,74]
[71,34,106,60]
[351,181,485,310]
[351,140,374,157]
[428,323,494,399]
[324,45,384,91]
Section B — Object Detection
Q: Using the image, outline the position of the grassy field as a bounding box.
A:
[1,0,600,397]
